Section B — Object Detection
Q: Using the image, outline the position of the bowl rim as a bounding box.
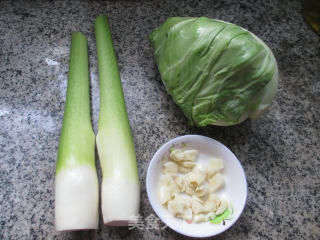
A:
[146,134,248,238]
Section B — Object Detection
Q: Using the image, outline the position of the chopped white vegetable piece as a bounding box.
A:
[180,150,198,161]
[175,175,187,192]
[216,199,228,215]
[208,173,225,193]
[179,207,192,221]
[178,165,193,173]
[170,149,198,162]
[168,198,184,215]
[159,173,174,186]
[159,186,173,205]
[163,161,178,173]
[193,165,208,177]
[179,161,196,168]
[207,212,215,221]
[159,173,171,186]
[193,213,206,223]
[185,185,195,196]
[191,196,204,214]
[193,212,214,223]
[204,194,221,212]
[207,158,224,177]
[186,171,206,187]
[169,149,183,161]
[195,184,208,197]
[168,194,192,220]
[173,193,191,207]
[159,173,179,193]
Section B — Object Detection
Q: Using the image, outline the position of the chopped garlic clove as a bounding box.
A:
[159,186,172,205]
[207,158,224,178]
[216,199,228,215]
[163,161,178,173]
[208,173,225,193]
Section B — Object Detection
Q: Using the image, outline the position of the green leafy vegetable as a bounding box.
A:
[150,17,278,126]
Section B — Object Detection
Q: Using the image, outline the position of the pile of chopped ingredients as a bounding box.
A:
[158,147,231,224]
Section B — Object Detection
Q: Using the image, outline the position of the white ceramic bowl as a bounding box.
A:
[146,135,247,238]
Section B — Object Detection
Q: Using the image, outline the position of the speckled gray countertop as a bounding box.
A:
[0,0,319,239]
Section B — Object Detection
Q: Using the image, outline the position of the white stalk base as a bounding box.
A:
[55,165,99,231]
[101,177,140,226]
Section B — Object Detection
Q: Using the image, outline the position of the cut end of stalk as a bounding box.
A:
[55,165,99,231]
[105,220,131,227]
[101,177,140,226]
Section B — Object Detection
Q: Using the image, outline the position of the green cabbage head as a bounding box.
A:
[149,17,278,126]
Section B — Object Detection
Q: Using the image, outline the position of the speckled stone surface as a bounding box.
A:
[0,0,319,239]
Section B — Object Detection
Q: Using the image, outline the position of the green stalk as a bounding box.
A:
[55,32,99,231]
[95,15,140,225]
[56,32,95,173]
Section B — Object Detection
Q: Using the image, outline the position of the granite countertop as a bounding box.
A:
[0,0,319,239]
